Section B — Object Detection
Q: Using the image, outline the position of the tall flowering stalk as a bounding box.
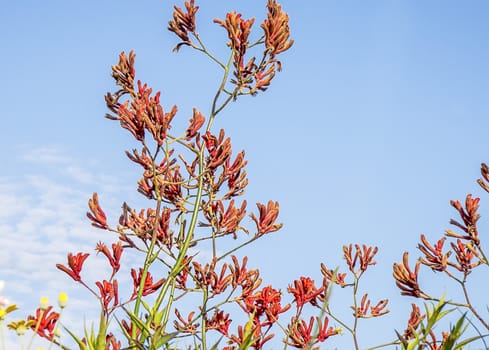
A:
[54,1,296,349]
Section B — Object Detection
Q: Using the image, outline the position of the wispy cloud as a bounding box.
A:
[0,144,218,348]
[0,145,135,347]
[20,146,71,165]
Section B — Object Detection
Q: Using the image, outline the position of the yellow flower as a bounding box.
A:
[16,325,26,335]
[7,319,35,336]
[0,304,19,320]
[39,296,49,310]
[58,292,68,308]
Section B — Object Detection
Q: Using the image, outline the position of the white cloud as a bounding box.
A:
[0,145,220,348]
[0,146,133,347]
[20,146,71,165]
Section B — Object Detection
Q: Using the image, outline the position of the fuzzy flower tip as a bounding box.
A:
[58,292,68,309]
[55,327,62,337]
[40,297,49,310]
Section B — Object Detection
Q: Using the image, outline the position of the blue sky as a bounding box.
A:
[1,1,489,348]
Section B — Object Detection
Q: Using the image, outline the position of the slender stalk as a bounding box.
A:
[321,308,352,335]
[210,52,235,123]
[478,246,489,267]
[47,307,65,350]
[217,236,259,262]
[351,276,360,350]
[200,288,208,350]
[460,308,489,349]
[26,309,44,350]
[161,280,176,332]
[0,321,4,350]
[130,145,163,345]
[306,274,337,349]
[366,340,399,350]
[461,279,489,330]
[192,34,226,70]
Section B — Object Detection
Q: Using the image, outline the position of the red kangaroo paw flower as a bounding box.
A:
[56,252,89,282]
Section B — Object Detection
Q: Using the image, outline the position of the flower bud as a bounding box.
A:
[39,296,49,310]
[58,292,68,308]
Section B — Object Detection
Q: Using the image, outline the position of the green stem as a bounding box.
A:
[131,144,163,345]
[149,54,232,337]
[322,308,352,335]
[478,245,489,266]
[192,33,226,70]
[460,277,489,330]
[217,236,259,261]
[366,340,399,350]
[350,274,362,350]
[200,289,208,350]
[161,280,176,332]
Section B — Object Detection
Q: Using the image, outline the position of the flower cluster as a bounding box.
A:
[394,193,487,296]
[211,0,293,95]
[391,162,489,343]
[168,0,199,51]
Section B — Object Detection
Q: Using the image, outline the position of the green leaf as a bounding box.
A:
[115,316,146,350]
[405,339,418,350]
[238,313,258,350]
[454,335,487,349]
[153,309,165,326]
[442,314,467,349]
[423,297,454,336]
[209,336,224,350]
[95,312,109,350]
[140,298,152,314]
[152,330,178,349]
[63,326,88,350]
[123,307,152,344]
[395,329,408,348]
[83,323,97,350]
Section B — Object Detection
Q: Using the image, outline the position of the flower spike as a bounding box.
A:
[393,252,429,299]
[168,0,199,51]
[56,252,90,282]
[87,192,108,229]
[250,200,283,236]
